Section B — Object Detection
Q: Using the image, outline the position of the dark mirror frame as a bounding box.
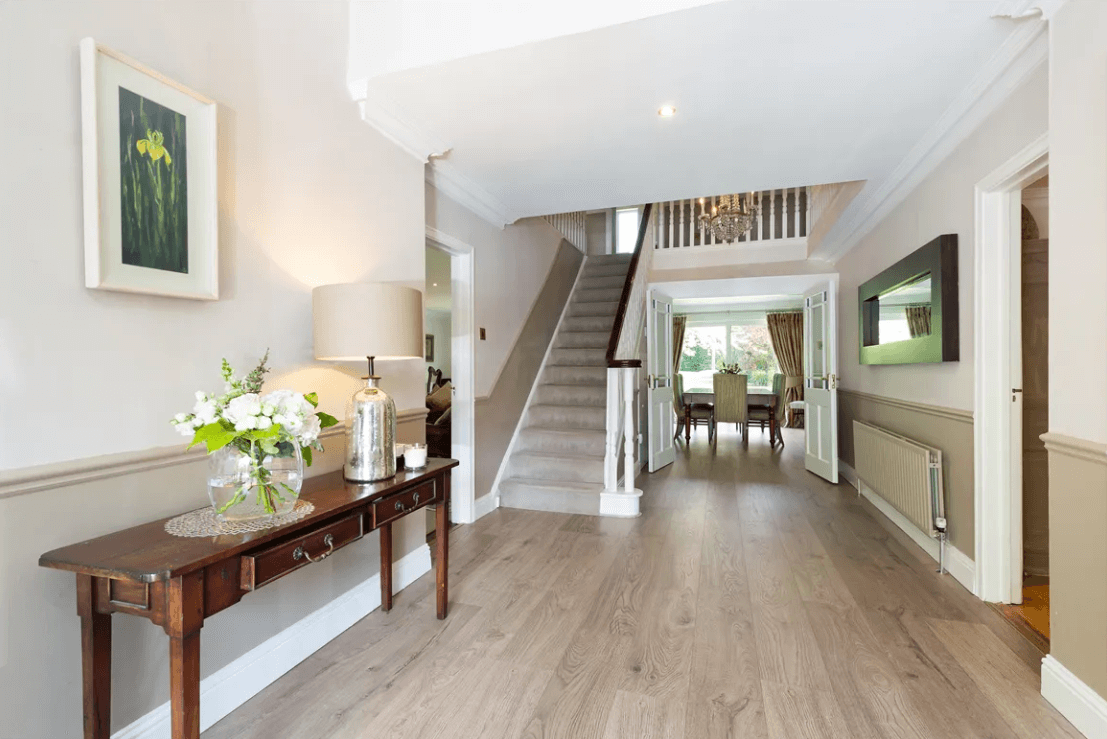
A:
[858,234,959,365]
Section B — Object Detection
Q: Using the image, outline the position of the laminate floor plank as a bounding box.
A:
[928,618,1084,739]
[203,428,1080,739]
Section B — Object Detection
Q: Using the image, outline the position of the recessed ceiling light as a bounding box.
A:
[432,283,438,287]
[658,105,677,118]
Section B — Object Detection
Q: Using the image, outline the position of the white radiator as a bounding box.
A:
[853,421,946,544]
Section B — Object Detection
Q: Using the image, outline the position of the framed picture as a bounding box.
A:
[80,38,218,299]
[425,334,435,362]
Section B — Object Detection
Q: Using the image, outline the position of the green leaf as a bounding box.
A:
[189,422,238,453]
[304,392,319,408]
[317,412,339,429]
[243,425,281,442]
[259,439,280,456]
[301,446,313,467]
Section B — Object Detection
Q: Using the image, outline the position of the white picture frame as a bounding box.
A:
[80,38,218,300]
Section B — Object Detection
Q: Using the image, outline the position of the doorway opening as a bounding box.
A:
[994,172,1050,649]
[973,133,1048,610]
[424,228,477,524]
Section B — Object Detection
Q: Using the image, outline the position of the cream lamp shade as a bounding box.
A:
[312,283,423,361]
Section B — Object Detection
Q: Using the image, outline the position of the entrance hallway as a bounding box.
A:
[205,426,1079,739]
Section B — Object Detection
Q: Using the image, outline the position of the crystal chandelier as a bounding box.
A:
[698,193,760,243]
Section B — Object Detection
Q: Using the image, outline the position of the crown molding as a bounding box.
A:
[992,0,1068,20]
[426,158,515,229]
[350,80,450,164]
[812,17,1049,264]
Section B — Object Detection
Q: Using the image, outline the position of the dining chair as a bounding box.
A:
[712,373,748,444]
[750,373,786,447]
[674,373,714,441]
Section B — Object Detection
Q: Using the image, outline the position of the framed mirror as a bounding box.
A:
[859,234,958,365]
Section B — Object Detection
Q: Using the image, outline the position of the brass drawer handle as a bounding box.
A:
[293,534,335,563]
[393,492,420,514]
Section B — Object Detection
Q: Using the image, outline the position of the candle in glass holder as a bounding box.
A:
[405,443,428,470]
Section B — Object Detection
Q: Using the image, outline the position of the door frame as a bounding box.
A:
[973,133,1047,603]
[426,226,477,524]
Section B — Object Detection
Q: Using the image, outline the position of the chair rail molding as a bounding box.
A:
[0,411,430,501]
[812,14,1049,263]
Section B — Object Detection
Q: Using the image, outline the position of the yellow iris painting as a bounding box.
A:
[118,87,188,273]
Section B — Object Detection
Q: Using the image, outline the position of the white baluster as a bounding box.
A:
[770,189,777,240]
[623,367,635,495]
[673,200,681,250]
[793,187,800,239]
[708,196,715,245]
[804,188,811,238]
[667,201,674,249]
[753,192,761,242]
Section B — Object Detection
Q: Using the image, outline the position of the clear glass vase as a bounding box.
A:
[207,441,304,522]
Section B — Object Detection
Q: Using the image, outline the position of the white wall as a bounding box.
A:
[1049,3,1107,445]
[425,183,566,398]
[0,3,430,736]
[836,63,1049,411]
[0,0,428,471]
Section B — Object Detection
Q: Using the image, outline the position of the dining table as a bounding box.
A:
[682,391,779,444]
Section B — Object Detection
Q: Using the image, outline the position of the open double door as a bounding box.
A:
[645,282,838,485]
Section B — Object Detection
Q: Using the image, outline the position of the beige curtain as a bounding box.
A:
[906,306,931,338]
[766,311,804,427]
[672,315,687,375]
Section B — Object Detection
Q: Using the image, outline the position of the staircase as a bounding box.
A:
[498,253,633,514]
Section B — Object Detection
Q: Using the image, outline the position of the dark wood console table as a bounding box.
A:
[40,458,457,739]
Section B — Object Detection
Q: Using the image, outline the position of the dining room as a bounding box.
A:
[671,291,806,451]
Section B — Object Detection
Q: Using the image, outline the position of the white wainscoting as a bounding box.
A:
[473,491,499,521]
[112,544,432,739]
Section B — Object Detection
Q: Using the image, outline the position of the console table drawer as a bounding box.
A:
[240,513,364,591]
[372,480,437,528]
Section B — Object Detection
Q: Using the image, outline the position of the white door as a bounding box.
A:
[804,283,839,483]
[647,289,676,472]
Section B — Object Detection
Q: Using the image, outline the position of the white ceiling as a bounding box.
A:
[354,0,1036,240]
[656,271,837,302]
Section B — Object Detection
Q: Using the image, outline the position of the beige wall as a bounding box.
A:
[1045,0,1107,706]
[836,63,1048,413]
[425,184,568,399]
[0,3,431,736]
[839,391,974,555]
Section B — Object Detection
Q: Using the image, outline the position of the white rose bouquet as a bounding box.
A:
[172,351,338,514]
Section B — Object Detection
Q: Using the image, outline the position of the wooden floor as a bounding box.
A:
[205,426,1081,739]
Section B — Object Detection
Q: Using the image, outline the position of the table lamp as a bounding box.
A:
[312,283,423,482]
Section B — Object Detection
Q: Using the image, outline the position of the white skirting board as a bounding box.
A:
[112,544,433,739]
[473,492,499,521]
[1042,655,1107,739]
[839,460,976,595]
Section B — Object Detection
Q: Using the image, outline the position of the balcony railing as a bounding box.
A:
[654,187,809,249]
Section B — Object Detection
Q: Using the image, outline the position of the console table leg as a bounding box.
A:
[380,521,393,612]
[169,633,201,739]
[166,572,204,739]
[436,475,450,620]
[76,574,111,739]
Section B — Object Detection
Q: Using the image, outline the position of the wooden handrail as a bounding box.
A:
[606,203,653,369]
